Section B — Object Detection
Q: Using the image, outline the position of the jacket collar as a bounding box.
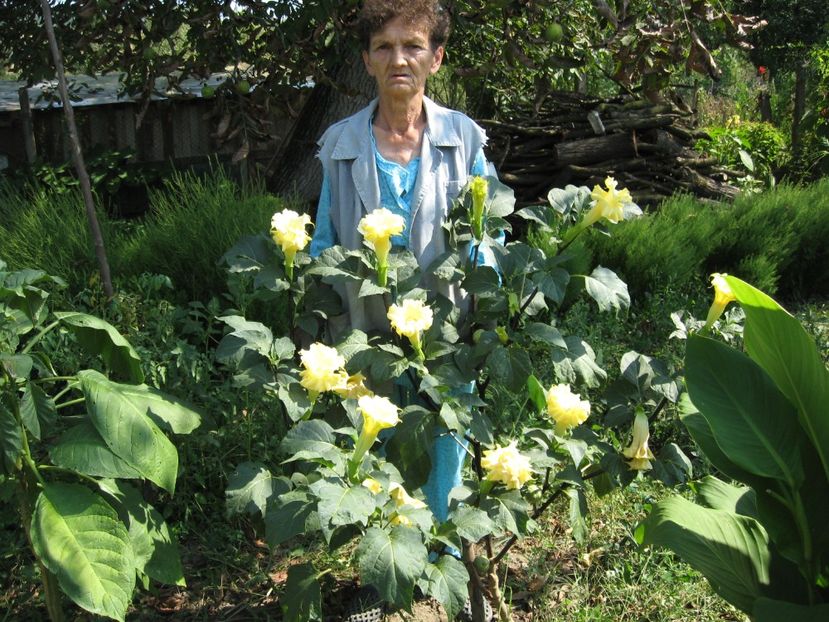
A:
[331,95,461,160]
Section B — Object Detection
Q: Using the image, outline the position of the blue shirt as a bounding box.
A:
[310,120,491,257]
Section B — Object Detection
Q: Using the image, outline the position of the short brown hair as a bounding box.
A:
[356,0,450,51]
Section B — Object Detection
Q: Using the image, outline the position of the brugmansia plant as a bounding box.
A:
[637,275,829,620]
[0,260,202,621]
[220,177,689,621]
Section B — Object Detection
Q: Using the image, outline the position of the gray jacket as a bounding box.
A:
[316,96,488,336]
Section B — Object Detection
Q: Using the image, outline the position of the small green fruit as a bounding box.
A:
[201,85,215,98]
[472,329,484,344]
[544,22,564,43]
[236,79,251,94]
[495,326,509,345]
[473,555,490,574]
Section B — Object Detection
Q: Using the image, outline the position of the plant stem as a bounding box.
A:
[22,320,61,354]
[55,397,85,410]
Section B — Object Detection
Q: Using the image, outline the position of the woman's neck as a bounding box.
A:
[373,94,426,136]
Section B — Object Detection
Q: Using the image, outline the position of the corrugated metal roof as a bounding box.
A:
[0,72,230,112]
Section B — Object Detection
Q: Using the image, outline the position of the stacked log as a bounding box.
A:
[479,92,740,207]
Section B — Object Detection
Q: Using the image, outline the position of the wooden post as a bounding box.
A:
[39,0,114,298]
[18,86,38,164]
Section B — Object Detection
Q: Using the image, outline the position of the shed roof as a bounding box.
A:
[0,72,229,113]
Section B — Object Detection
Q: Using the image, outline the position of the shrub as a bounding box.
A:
[696,118,788,190]
[586,179,829,301]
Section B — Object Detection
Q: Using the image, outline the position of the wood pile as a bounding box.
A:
[479,92,740,207]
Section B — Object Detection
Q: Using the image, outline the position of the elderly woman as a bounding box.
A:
[310,1,494,619]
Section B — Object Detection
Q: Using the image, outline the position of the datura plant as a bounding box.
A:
[637,275,829,620]
[0,260,202,622]
[219,178,689,621]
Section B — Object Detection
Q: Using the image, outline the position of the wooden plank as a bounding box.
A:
[18,87,37,163]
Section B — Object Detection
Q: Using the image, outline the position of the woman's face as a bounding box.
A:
[362,16,444,101]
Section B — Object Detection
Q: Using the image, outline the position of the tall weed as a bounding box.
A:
[119,167,288,301]
[587,179,829,300]
[0,181,115,286]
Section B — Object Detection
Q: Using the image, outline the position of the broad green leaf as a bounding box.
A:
[98,479,184,586]
[0,353,33,379]
[526,374,547,413]
[55,312,143,383]
[220,233,273,273]
[0,398,22,473]
[523,323,566,349]
[282,562,322,622]
[695,475,757,518]
[619,351,678,402]
[310,479,375,527]
[450,506,498,541]
[104,383,201,435]
[265,491,316,548]
[216,315,274,364]
[485,176,516,218]
[531,267,570,306]
[51,422,142,479]
[551,336,606,388]
[384,407,434,489]
[480,489,532,536]
[486,345,532,393]
[78,370,179,493]
[418,556,469,620]
[637,495,770,614]
[753,597,829,621]
[461,266,500,295]
[31,483,135,621]
[357,526,428,610]
[427,251,464,282]
[277,382,313,423]
[566,487,589,543]
[678,395,767,490]
[728,276,829,484]
[226,462,278,518]
[20,382,56,440]
[580,266,630,313]
[686,335,805,486]
[280,419,345,469]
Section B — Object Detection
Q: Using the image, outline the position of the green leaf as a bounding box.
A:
[0,353,33,379]
[20,382,56,440]
[384,407,435,489]
[98,479,184,586]
[451,506,498,541]
[461,266,500,295]
[738,149,755,172]
[357,526,428,610]
[526,374,547,413]
[695,475,757,518]
[728,276,829,484]
[678,395,766,489]
[265,491,315,548]
[531,267,570,306]
[226,462,278,518]
[637,495,770,614]
[581,266,630,313]
[480,489,531,536]
[103,383,201,435]
[0,398,22,474]
[220,233,273,273]
[311,479,375,527]
[78,370,179,493]
[753,597,829,621]
[566,487,589,544]
[551,336,606,388]
[523,322,566,349]
[486,345,532,393]
[418,556,469,620]
[55,312,143,383]
[282,563,322,622]
[31,483,135,621]
[280,419,345,469]
[686,335,805,486]
[50,422,142,479]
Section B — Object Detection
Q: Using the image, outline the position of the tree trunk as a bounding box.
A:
[791,60,808,160]
[269,55,376,207]
[39,0,114,298]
